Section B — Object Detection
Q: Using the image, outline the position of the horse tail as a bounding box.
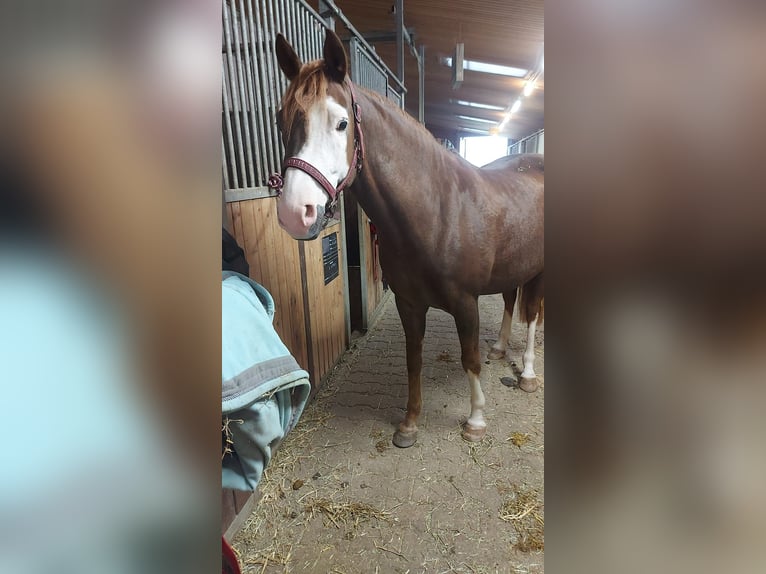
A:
[519,273,544,325]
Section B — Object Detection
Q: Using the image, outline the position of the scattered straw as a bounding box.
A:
[221,417,243,460]
[508,432,531,448]
[304,497,392,529]
[467,434,496,466]
[373,541,408,560]
[241,537,294,568]
[500,484,544,552]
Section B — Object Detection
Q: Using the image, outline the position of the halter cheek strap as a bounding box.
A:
[268,79,365,214]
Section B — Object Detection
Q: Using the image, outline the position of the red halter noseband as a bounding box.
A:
[268,79,365,216]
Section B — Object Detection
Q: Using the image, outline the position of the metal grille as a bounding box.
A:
[222,0,327,193]
[387,84,403,109]
[349,38,404,109]
[223,1,406,195]
[509,128,544,155]
[348,38,387,98]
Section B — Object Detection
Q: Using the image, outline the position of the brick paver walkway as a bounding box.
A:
[235,292,544,573]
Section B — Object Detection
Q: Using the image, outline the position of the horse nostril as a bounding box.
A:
[303,204,317,223]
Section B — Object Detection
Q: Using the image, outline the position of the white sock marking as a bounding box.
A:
[521,315,538,379]
[467,370,486,428]
[491,309,513,354]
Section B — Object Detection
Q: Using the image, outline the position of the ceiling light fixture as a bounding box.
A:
[452,99,506,111]
[523,78,537,97]
[445,57,527,78]
[457,115,499,124]
[496,44,544,133]
[461,126,490,135]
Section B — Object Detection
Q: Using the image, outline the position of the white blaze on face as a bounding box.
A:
[277,96,350,239]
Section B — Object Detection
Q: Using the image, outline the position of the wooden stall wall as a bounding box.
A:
[226,198,348,387]
[303,222,348,384]
[226,199,309,370]
[222,489,256,538]
[361,211,385,322]
[222,199,349,533]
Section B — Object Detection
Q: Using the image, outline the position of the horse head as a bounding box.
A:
[274,31,360,240]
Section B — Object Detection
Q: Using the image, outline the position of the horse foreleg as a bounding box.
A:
[454,297,487,442]
[393,296,427,448]
[488,288,517,359]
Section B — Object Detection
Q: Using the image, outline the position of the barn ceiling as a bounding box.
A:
[324,0,544,141]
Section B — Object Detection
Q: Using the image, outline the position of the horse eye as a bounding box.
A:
[336,119,348,131]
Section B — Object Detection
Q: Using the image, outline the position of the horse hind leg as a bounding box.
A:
[488,288,518,360]
[519,274,544,393]
[454,296,487,442]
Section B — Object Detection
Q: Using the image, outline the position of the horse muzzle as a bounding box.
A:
[277,202,326,240]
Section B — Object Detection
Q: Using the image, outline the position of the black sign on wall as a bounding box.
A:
[322,232,339,285]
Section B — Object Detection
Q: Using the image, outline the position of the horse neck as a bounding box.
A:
[349,89,461,246]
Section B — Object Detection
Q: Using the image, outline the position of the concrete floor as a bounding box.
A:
[234,293,544,573]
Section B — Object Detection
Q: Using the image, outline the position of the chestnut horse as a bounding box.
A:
[272,31,543,447]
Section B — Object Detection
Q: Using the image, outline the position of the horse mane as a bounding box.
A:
[281,61,328,137]
[357,84,474,170]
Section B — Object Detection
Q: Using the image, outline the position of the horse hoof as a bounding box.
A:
[392,429,418,448]
[461,422,487,442]
[519,376,540,393]
[487,348,506,360]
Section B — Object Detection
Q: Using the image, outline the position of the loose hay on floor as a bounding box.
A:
[303,498,392,528]
[234,398,339,570]
[500,484,545,552]
[233,294,544,573]
[508,432,531,448]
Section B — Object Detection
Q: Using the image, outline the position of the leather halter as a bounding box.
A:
[268,79,365,216]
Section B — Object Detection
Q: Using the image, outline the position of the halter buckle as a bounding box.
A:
[267,173,284,196]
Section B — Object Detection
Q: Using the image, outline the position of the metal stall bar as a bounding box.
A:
[263,0,284,174]
[229,5,256,187]
[222,64,238,189]
[387,84,403,108]
[508,128,545,155]
[311,0,406,97]
[237,0,264,185]
[418,44,425,123]
[221,137,230,190]
[244,0,270,186]
[311,10,321,60]
[286,0,297,62]
[317,0,336,31]
[395,0,404,83]
[250,0,273,183]
[223,3,247,190]
[276,0,289,99]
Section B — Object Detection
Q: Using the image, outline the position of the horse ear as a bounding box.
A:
[276,33,301,81]
[323,30,348,83]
